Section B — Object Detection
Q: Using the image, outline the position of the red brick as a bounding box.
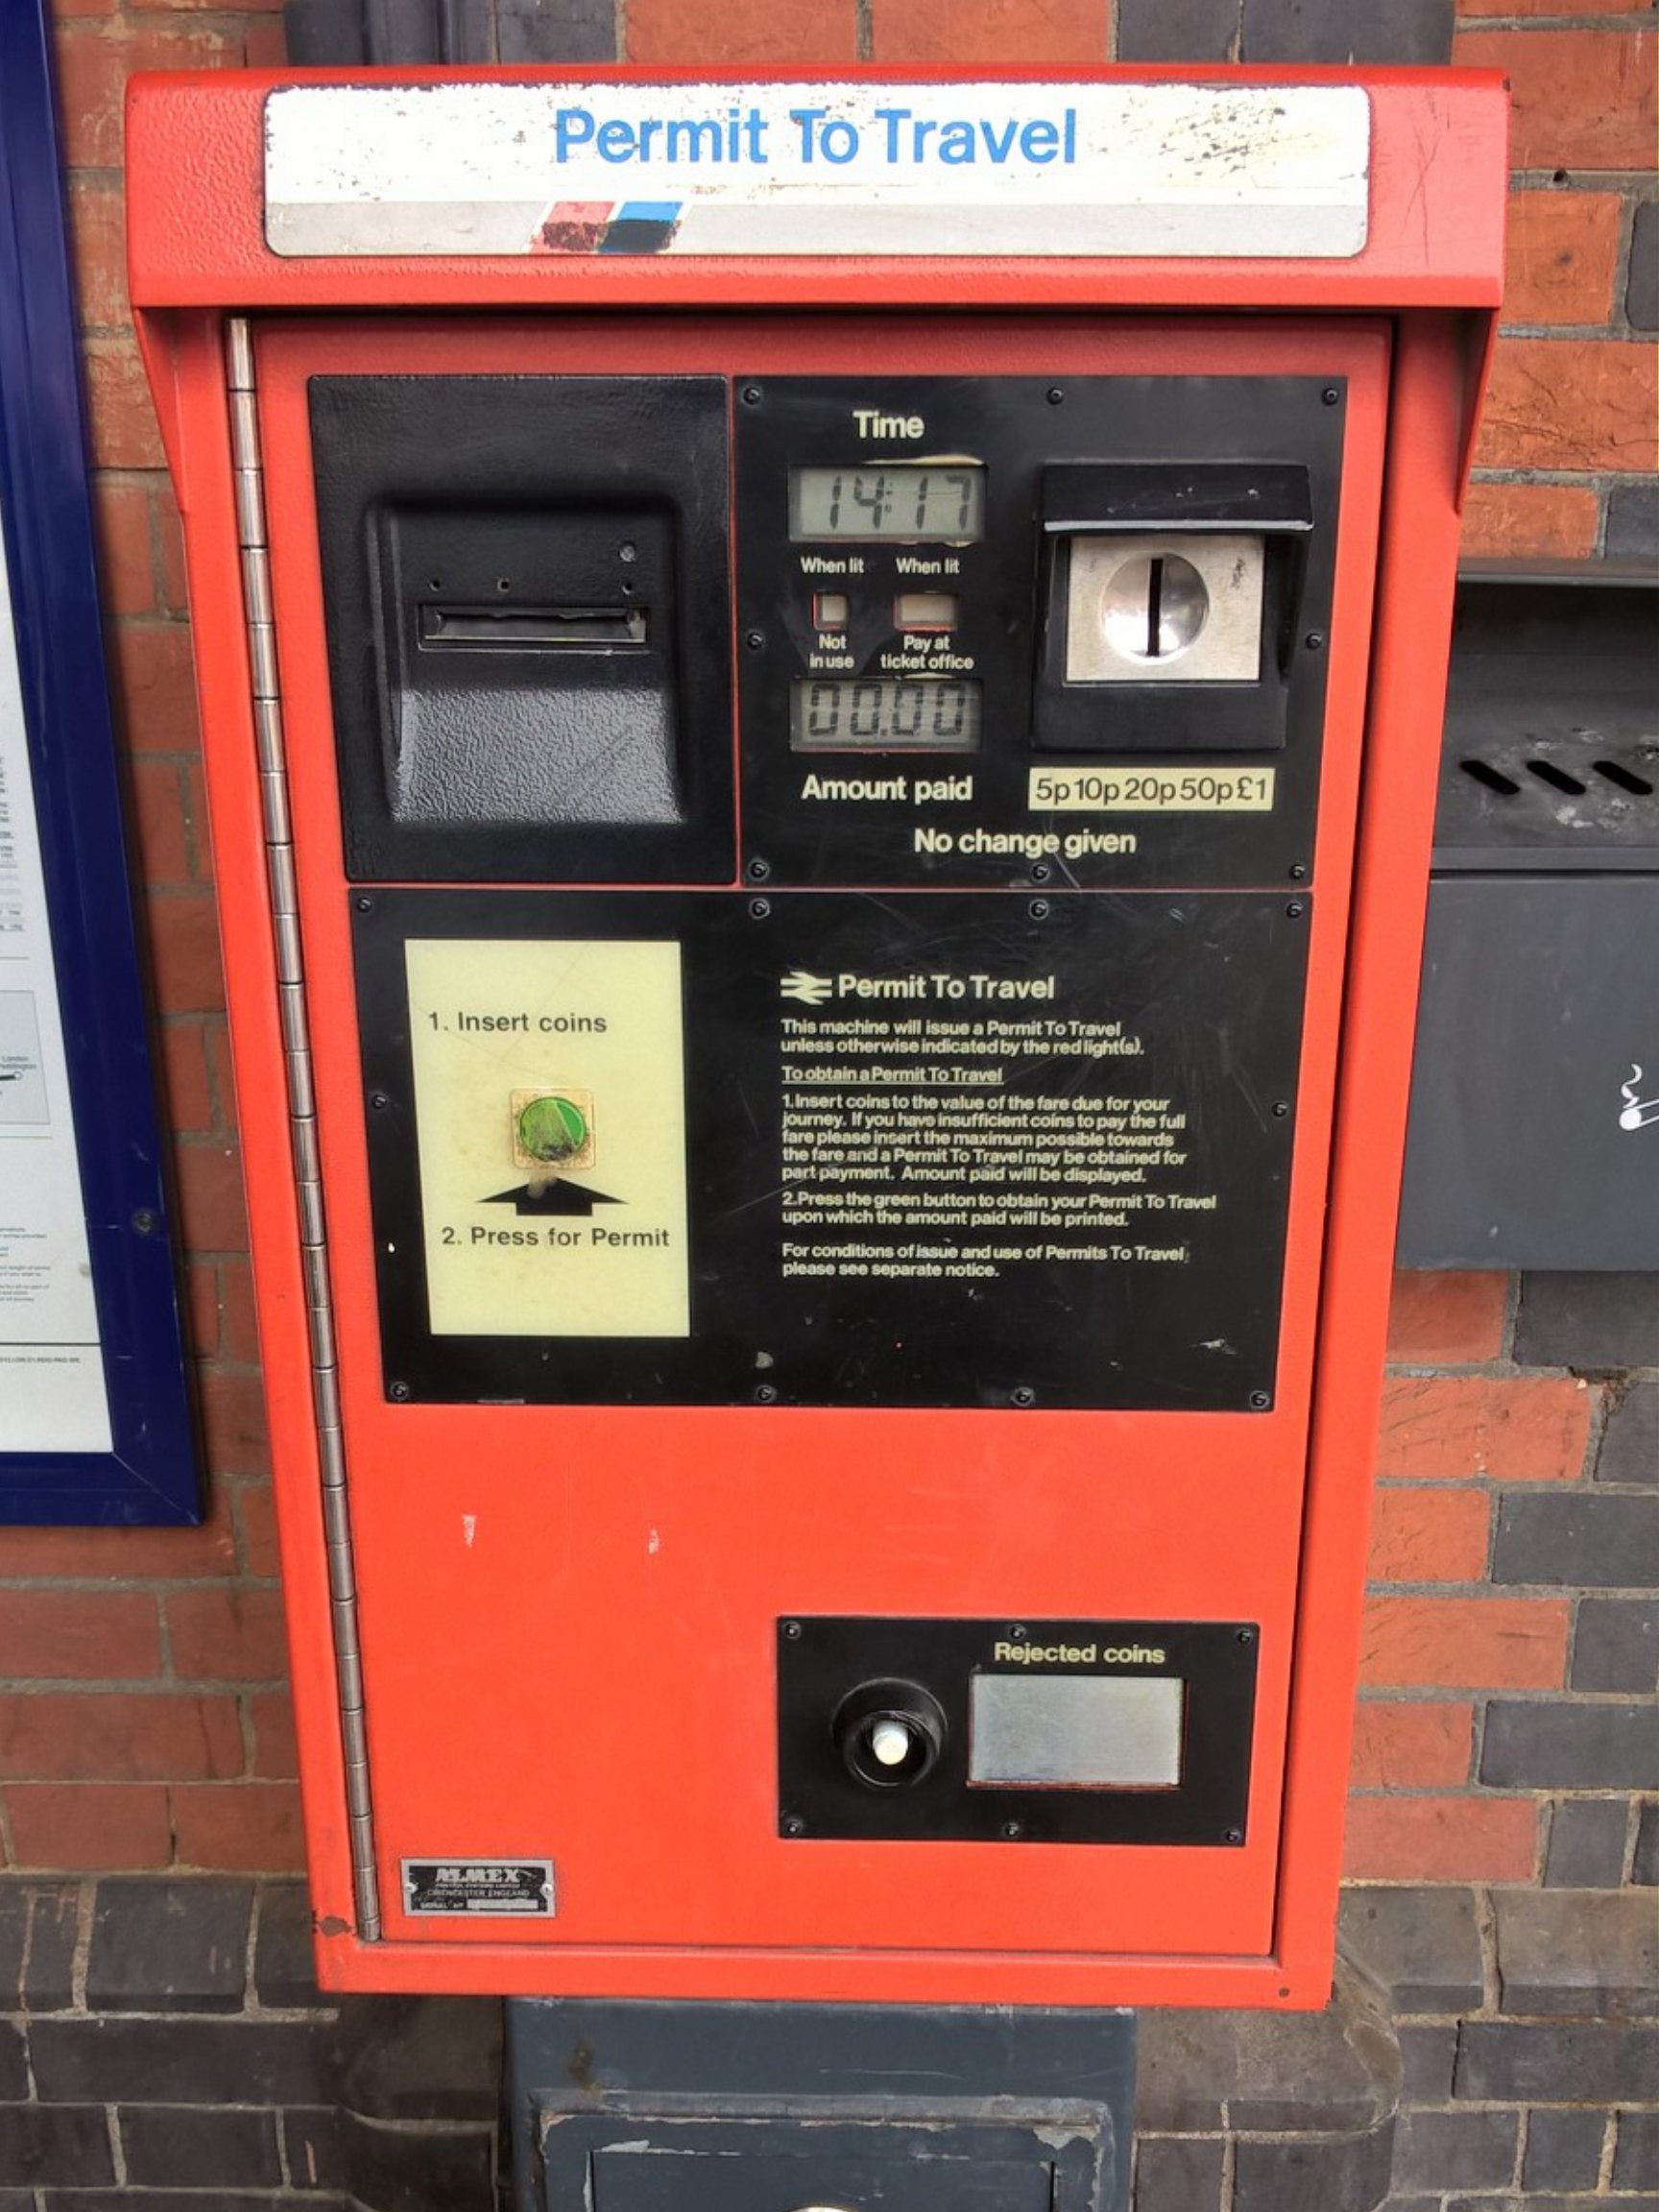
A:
[1479,337,1658,473]
[1454,27,1657,174]
[53,0,119,18]
[1360,1595,1570,1689]
[1342,1793,1539,1883]
[242,18,288,65]
[204,1021,237,1135]
[166,1585,289,1683]
[1461,481,1600,562]
[171,1781,305,1872]
[872,0,1108,63]
[217,1257,261,1363]
[1386,1271,1508,1365]
[250,1690,299,1779]
[147,895,226,1016]
[64,176,128,331]
[198,1367,271,1479]
[1377,1374,1594,1483]
[172,1142,247,1250]
[159,1022,214,1138]
[156,480,189,613]
[0,1493,237,1579]
[1349,1700,1475,1790]
[109,622,201,756]
[185,1257,223,1356]
[83,338,164,470]
[237,1481,282,1580]
[6,1784,172,1870]
[127,756,194,887]
[1368,1487,1491,1584]
[0,1692,243,1780]
[0,1590,161,1682]
[52,21,237,169]
[1504,190,1623,326]
[626,0,855,62]
[93,476,156,617]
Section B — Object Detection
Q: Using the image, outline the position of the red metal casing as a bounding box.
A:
[129,66,1505,2008]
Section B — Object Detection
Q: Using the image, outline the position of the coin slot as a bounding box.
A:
[419,604,648,650]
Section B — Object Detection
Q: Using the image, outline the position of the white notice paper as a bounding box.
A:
[0,485,112,1455]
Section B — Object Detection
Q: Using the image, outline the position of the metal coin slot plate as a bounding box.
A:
[1065,533,1263,684]
[779,1617,1258,1844]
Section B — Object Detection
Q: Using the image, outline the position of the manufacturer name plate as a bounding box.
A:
[401,1858,554,1916]
[264,82,1370,260]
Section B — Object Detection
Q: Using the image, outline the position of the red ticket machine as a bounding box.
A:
[129,66,1505,2010]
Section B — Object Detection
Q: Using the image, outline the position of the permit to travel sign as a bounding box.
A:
[264,80,1371,259]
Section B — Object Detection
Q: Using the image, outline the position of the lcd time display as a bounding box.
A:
[789,465,986,542]
[791,678,983,752]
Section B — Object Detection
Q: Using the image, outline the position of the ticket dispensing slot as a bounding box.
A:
[310,374,735,886]
[1035,462,1314,753]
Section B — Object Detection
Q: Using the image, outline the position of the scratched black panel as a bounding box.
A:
[353,886,1308,1409]
[734,374,1344,888]
[777,1616,1259,1846]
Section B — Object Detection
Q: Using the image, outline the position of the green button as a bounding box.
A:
[517,1094,589,1165]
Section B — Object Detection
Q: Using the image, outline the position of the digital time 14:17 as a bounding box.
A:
[790,465,986,543]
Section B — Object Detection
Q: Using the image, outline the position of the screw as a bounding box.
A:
[370,1091,390,1111]
[1009,1624,1029,1641]
[747,856,772,883]
[1225,1826,1244,1845]
[1030,861,1052,884]
[782,1619,803,1641]
[618,541,637,563]
[1001,1820,1024,1839]
[1272,1099,1290,1118]
[1304,631,1325,652]
[782,1815,805,1838]
[1321,386,1341,406]
[755,1382,778,1404]
[388,1381,411,1403]
[1286,900,1306,919]
[1028,900,1050,921]
[745,629,765,651]
[742,385,763,406]
[354,895,373,913]
[131,1208,158,1236]
[749,897,771,919]
[1249,1390,1271,1411]
[1288,862,1309,881]
[1011,1385,1036,1408]
[1237,1626,1257,1645]
[1046,387,1065,405]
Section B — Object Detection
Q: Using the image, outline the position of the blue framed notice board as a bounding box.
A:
[0,0,197,1520]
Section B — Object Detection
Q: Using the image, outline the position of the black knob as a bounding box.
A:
[832,1679,946,1790]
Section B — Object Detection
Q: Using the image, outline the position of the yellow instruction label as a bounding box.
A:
[1028,765,1276,813]
[405,939,688,1338]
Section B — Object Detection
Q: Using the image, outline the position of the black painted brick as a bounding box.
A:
[1494,1887,1658,2018]
[1615,2108,1659,2188]
[1232,2126,1396,2212]
[1134,2134,1225,2212]
[1393,2107,1519,2191]
[1481,1700,1659,1790]
[255,1882,326,2011]
[38,2196,323,2212]
[1545,1797,1629,1889]
[1524,2105,1607,2192]
[1628,203,1659,335]
[1493,1492,1659,1590]
[120,2103,284,2188]
[87,1879,253,2013]
[339,2109,496,2211]
[1116,0,1238,59]
[1398,2023,1458,2104]
[0,2103,116,2186]
[1599,1381,1659,1485]
[29,2016,332,2105]
[285,2105,346,2193]
[1446,2200,1619,2212]
[1606,482,1659,563]
[496,0,616,60]
[332,1995,501,2122]
[1573,1599,1659,1694]
[1635,1800,1659,1885]
[1515,1273,1659,1373]
[1340,1886,1484,2013]
[0,2022,27,2102]
[1240,0,1453,61]
[24,1887,81,2013]
[1455,2020,1659,2102]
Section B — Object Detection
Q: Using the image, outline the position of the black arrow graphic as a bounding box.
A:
[482,1180,624,1216]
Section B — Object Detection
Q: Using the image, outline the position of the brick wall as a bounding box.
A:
[0,0,1653,2202]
